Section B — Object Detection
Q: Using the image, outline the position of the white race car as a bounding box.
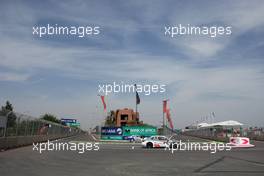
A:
[142,135,170,148]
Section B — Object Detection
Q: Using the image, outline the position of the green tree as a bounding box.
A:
[5,101,13,111]
[0,101,14,114]
[105,110,116,126]
[0,101,17,127]
[41,113,60,124]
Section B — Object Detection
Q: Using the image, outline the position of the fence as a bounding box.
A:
[244,128,264,141]
[0,112,82,149]
[159,126,175,136]
[183,126,264,142]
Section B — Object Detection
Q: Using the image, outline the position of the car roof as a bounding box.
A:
[150,135,168,138]
[151,135,167,137]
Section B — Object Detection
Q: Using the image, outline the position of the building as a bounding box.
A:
[116,108,139,126]
[105,108,142,127]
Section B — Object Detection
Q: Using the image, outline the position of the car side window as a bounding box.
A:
[158,137,167,140]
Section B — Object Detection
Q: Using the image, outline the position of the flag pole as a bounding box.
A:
[162,99,168,131]
[162,108,164,128]
[136,100,138,118]
[134,84,138,119]
[162,100,165,129]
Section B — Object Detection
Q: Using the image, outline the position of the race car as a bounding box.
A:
[124,135,143,142]
[142,135,170,148]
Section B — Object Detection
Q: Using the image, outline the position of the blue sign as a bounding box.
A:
[101,127,123,136]
[61,118,77,123]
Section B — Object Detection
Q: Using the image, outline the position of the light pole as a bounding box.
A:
[4,111,13,137]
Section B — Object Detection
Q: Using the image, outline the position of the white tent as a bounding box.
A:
[197,123,210,128]
[198,120,243,128]
[212,120,243,127]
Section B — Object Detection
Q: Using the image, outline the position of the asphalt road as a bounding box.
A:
[1,134,264,176]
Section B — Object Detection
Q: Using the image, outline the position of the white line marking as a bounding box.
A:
[91,134,97,141]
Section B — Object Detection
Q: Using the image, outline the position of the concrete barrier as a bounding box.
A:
[182,132,229,142]
[0,133,78,150]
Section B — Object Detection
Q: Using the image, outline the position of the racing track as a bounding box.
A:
[1,134,264,176]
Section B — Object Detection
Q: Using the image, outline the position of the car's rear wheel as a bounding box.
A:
[146,142,153,148]
[169,143,178,149]
[173,143,178,149]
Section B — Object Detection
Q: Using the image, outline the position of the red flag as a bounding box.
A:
[100,95,106,111]
[163,100,168,113]
[166,109,174,129]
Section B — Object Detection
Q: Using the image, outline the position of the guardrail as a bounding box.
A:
[183,127,264,142]
[159,126,176,136]
[0,113,81,150]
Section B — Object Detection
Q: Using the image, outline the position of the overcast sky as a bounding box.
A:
[0,0,264,129]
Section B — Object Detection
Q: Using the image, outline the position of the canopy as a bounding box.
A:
[198,120,243,128]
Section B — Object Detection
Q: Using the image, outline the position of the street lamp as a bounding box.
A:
[4,111,13,137]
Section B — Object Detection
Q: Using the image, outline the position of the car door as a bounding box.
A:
[157,136,168,147]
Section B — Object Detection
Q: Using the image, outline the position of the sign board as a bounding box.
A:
[61,118,77,123]
[66,122,80,127]
[101,135,123,140]
[101,127,123,136]
[123,126,157,137]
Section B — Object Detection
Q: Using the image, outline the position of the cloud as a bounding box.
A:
[0,72,30,81]
[0,0,264,128]
[183,38,225,58]
[163,1,264,60]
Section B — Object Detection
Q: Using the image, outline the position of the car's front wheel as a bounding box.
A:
[146,142,153,148]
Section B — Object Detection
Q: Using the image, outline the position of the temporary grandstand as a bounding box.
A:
[185,120,244,141]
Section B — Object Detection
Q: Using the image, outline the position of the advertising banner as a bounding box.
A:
[101,135,123,140]
[101,127,123,136]
[123,126,157,137]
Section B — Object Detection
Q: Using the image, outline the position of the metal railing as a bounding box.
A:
[183,127,264,141]
[0,112,80,138]
[0,112,82,150]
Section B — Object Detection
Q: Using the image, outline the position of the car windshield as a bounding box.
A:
[158,136,167,140]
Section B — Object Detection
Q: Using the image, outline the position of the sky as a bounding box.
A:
[0,0,264,129]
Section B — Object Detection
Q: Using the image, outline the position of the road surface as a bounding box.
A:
[1,134,264,176]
